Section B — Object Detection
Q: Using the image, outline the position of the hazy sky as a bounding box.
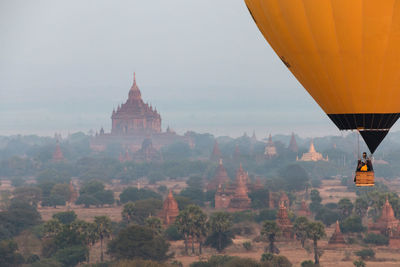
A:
[0,0,364,138]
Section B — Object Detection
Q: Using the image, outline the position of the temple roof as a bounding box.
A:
[112,73,160,119]
[288,132,298,152]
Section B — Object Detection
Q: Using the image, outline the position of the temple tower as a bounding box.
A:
[207,159,230,191]
[264,134,277,158]
[328,221,346,246]
[53,140,64,162]
[162,190,179,225]
[211,141,222,161]
[288,132,298,152]
[228,164,251,211]
[277,201,294,239]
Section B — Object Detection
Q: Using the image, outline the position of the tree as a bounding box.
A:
[13,186,42,206]
[145,217,163,235]
[261,220,280,254]
[76,194,99,208]
[354,198,369,218]
[341,215,365,233]
[353,259,366,267]
[54,245,88,267]
[355,248,375,260]
[80,180,105,195]
[338,198,354,219]
[306,221,325,265]
[94,216,112,262]
[119,187,161,203]
[51,184,71,204]
[363,233,389,245]
[315,207,340,226]
[309,190,322,213]
[108,225,170,261]
[122,202,136,224]
[43,219,63,238]
[121,199,162,225]
[94,190,115,206]
[278,164,310,192]
[205,212,233,252]
[175,205,207,255]
[53,211,77,225]
[310,189,322,204]
[0,240,24,267]
[294,216,309,247]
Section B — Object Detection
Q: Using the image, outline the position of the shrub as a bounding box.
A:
[354,248,375,260]
[353,259,366,267]
[363,233,389,246]
[301,260,317,267]
[341,216,365,233]
[164,225,183,241]
[242,241,252,251]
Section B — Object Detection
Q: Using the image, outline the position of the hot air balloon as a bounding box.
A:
[245,0,400,186]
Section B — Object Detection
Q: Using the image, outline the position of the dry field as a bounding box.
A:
[39,205,123,222]
[318,179,357,204]
[172,239,400,267]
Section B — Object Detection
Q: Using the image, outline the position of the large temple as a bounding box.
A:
[111,73,161,135]
[90,73,192,152]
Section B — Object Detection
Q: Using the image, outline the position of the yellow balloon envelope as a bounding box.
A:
[245,0,400,153]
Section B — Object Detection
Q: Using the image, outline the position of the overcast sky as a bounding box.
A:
[0,0,362,138]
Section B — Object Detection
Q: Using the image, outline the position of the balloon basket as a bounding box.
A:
[355,171,375,187]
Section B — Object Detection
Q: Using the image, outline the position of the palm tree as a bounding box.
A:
[94,216,112,262]
[122,202,135,224]
[208,212,232,252]
[43,219,63,238]
[71,220,99,263]
[261,220,280,254]
[175,209,191,254]
[294,216,309,248]
[306,221,326,264]
[145,217,163,235]
[175,205,207,255]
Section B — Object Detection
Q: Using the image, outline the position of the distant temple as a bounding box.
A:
[52,140,64,162]
[90,73,192,152]
[210,141,222,161]
[264,134,277,158]
[118,149,132,163]
[207,159,230,191]
[288,133,298,153]
[297,200,311,217]
[297,139,328,162]
[161,190,179,225]
[251,130,257,142]
[269,191,289,209]
[276,200,294,239]
[369,197,399,235]
[328,221,346,246]
[132,138,162,162]
[214,164,251,211]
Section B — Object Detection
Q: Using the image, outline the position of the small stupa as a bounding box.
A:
[328,221,346,246]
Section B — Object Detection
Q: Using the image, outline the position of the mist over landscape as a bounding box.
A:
[3,1,400,267]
